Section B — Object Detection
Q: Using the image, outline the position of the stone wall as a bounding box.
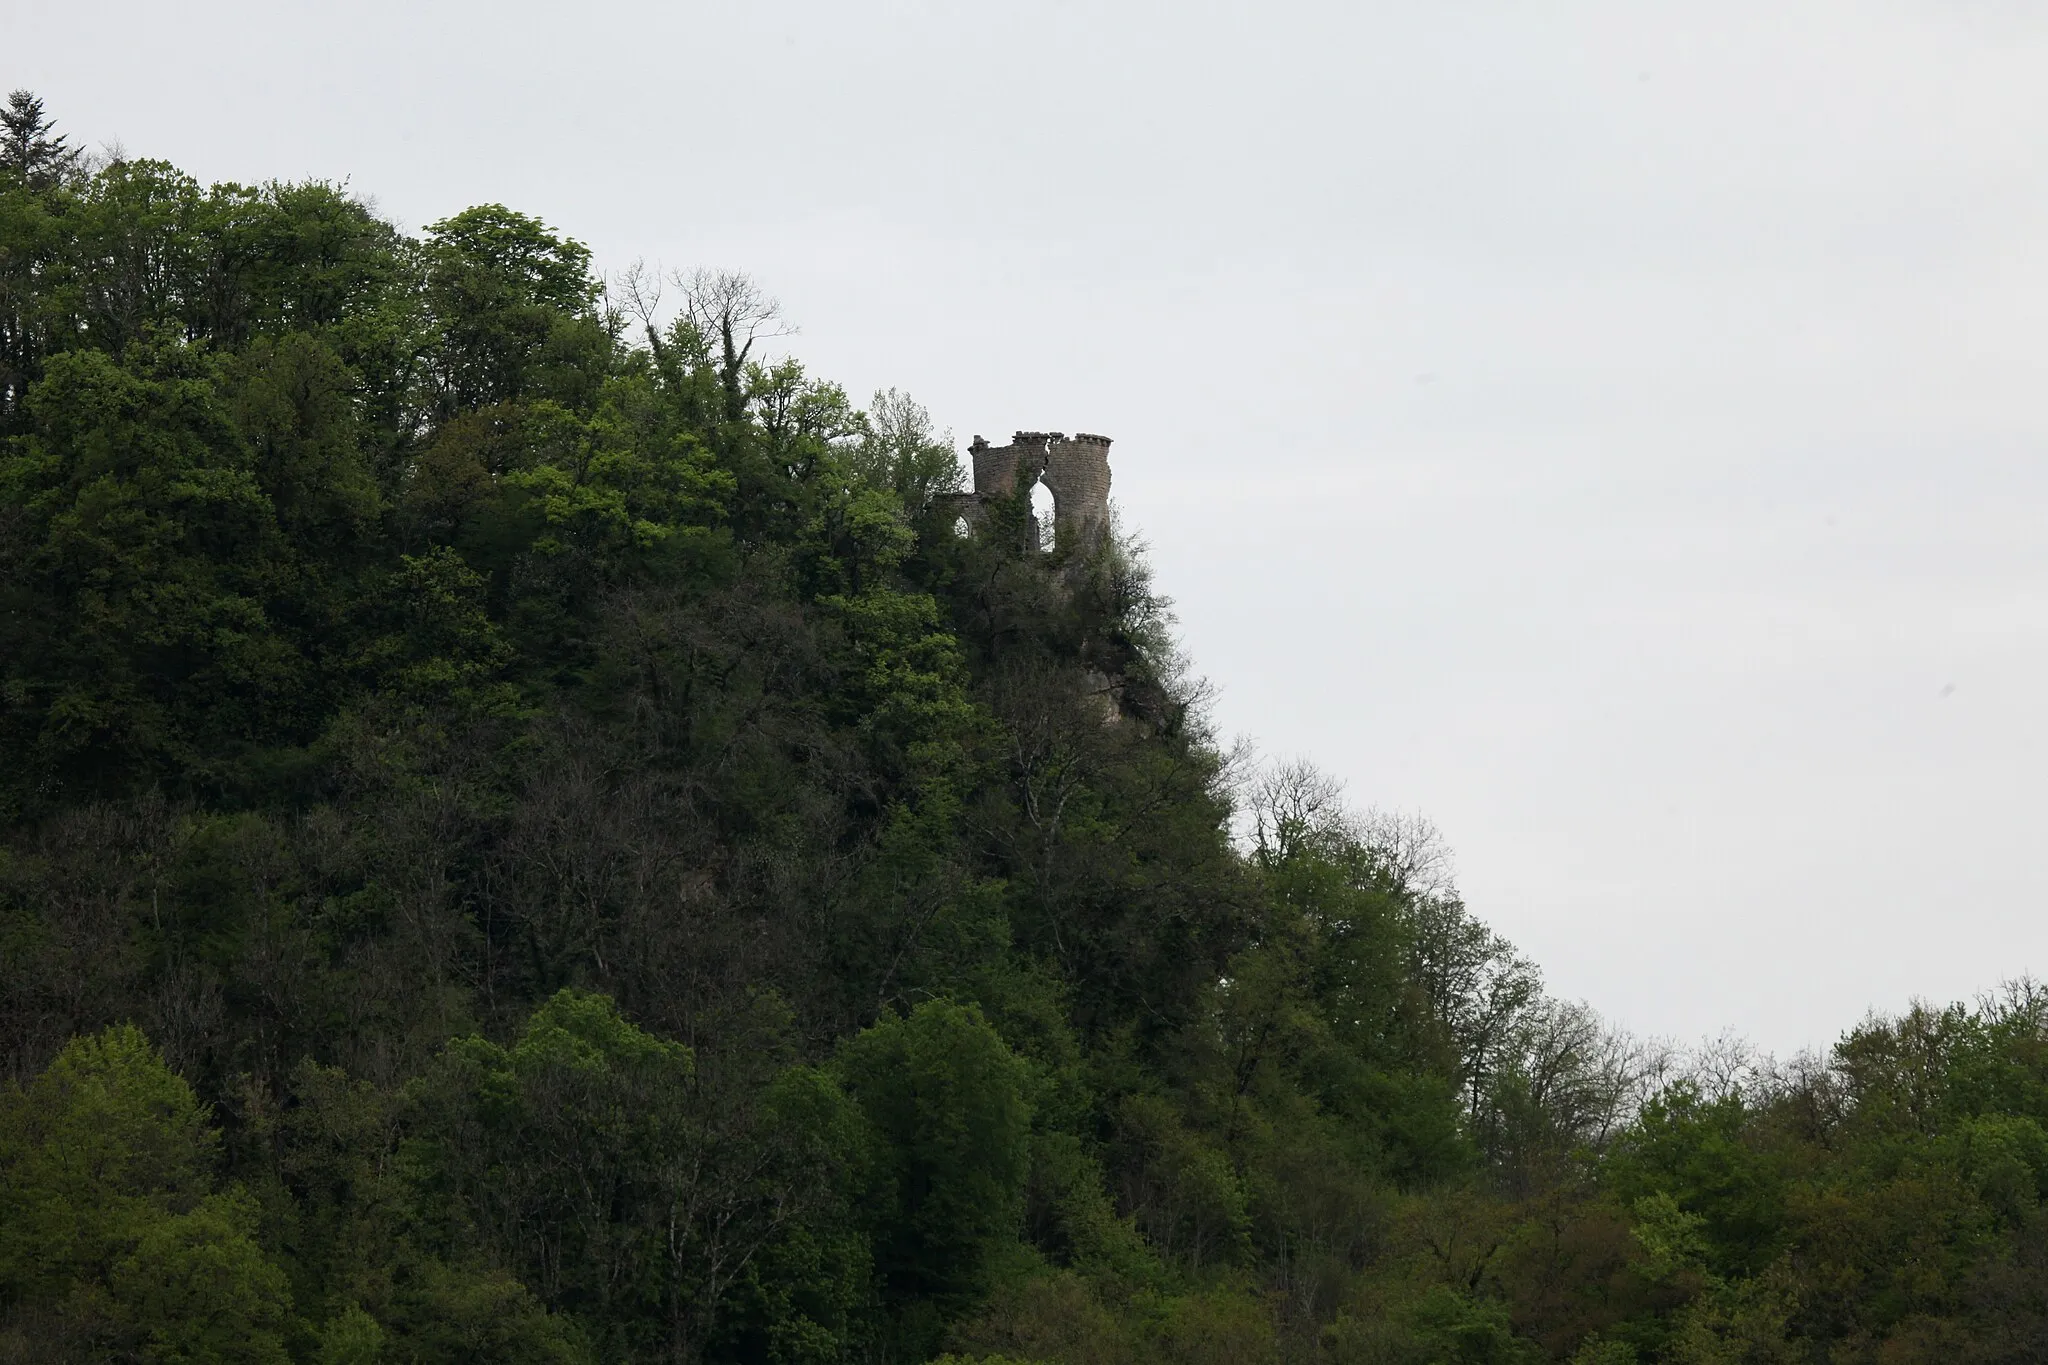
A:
[969,433,1037,498]
[960,428,1113,557]
[1042,433,1113,553]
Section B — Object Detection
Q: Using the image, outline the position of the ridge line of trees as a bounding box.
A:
[6,94,2048,1364]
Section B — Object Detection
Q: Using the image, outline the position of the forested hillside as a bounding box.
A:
[5,92,2048,1364]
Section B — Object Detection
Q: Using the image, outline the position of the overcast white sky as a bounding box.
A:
[13,0,2048,1057]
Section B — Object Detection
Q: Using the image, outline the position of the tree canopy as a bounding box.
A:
[5,95,2048,1364]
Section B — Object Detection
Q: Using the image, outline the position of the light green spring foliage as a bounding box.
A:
[8,96,2048,1364]
[312,1305,383,1365]
[0,1027,291,1363]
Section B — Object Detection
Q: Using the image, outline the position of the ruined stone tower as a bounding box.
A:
[943,429,1113,557]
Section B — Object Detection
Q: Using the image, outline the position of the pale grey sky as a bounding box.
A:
[13,0,2048,1056]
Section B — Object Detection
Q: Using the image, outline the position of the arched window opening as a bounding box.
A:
[1030,481,1056,552]
[952,515,971,539]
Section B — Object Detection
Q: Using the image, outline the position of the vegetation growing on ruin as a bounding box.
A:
[6,91,2048,1363]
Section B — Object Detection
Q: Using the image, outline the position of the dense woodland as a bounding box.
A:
[4,91,2048,1364]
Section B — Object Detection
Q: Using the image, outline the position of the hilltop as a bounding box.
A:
[4,93,2048,1364]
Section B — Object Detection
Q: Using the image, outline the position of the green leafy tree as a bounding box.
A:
[836,999,1035,1350]
[422,205,605,414]
[0,1026,292,1361]
[0,336,301,801]
[411,989,872,1362]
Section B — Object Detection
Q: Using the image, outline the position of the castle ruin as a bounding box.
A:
[939,430,1113,556]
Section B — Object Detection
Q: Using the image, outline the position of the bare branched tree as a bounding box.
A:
[1246,757,1352,862]
[610,257,665,342]
[671,268,794,423]
[1981,975,2048,1032]
[1508,999,1674,1148]
[1678,1030,1767,1103]
[1356,807,1458,901]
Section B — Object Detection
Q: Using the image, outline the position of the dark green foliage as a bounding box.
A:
[1,91,83,191]
[3,338,300,795]
[838,1000,1035,1338]
[7,96,2048,1363]
[422,206,605,415]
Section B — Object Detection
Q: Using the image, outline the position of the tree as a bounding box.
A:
[408,989,697,1354]
[672,268,789,427]
[836,1000,1035,1349]
[0,91,82,190]
[0,1026,293,1361]
[423,204,606,412]
[0,337,309,802]
[411,990,871,1362]
[857,388,962,517]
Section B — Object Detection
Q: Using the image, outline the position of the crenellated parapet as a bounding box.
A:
[969,433,1036,499]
